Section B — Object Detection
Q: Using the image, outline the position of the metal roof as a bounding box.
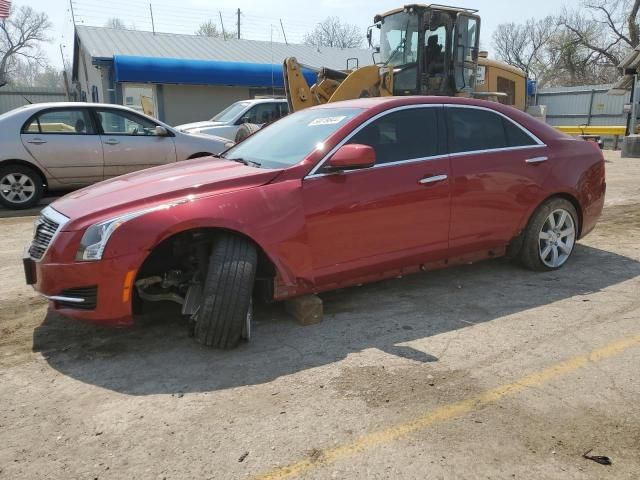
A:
[75,26,373,71]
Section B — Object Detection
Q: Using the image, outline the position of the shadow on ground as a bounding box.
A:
[32,244,640,395]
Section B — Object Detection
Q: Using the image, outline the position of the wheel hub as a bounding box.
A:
[538,208,576,268]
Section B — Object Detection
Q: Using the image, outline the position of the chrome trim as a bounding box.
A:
[305,103,547,179]
[28,206,70,262]
[447,143,546,159]
[46,295,85,303]
[525,156,549,164]
[419,174,448,184]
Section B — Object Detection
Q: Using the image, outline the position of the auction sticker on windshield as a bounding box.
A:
[308,116,346,126]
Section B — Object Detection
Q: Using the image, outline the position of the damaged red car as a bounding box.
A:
[24,96,605,349]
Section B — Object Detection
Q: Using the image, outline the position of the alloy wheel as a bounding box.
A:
[0,173,36,205]
[538,208,576,268]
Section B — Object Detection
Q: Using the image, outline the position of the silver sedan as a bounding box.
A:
[0,102,232,209]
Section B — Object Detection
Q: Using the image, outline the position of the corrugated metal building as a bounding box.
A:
[72,26,373,125]
[0,87,66,115]
[535,84,630,127]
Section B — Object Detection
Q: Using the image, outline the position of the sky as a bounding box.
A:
[23,0,583,69]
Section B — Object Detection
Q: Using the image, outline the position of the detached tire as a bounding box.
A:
[519,197,579,272]
[0,164,44,209]
[234,123,261,143]
[195,234,257,349]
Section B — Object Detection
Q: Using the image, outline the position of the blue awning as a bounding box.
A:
[113,55,317,88]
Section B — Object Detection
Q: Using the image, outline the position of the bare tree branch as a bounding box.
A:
[0,6,51,87]
[303,17,362,49]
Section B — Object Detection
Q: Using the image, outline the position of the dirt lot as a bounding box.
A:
[1,150,640,479]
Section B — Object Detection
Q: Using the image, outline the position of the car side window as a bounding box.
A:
[503,118,538,147]
[346,107,441,165]
[446,107,508,153]
[244,103,280,124]
[96,109,161,136]
[22,109,95,135]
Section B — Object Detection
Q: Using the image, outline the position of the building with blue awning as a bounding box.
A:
[72,26,372,126]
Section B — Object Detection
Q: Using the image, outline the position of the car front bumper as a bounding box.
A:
[25,251,142,327]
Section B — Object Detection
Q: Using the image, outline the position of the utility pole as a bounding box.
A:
[59,44,71,101]
[219,11,226,40]
[69,0,76,25]
[280,19,288,45]
[237,8,241,39]
[149,3,155,35]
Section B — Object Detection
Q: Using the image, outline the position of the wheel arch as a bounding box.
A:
[509,191,583,259]
[539,192,583,238]
[0,159,48,189]
[135,226,278,290]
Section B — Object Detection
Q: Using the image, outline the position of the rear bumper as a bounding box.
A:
[29,252,142,327]
[580,181,606,239]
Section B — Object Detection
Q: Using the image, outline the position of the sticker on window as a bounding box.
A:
[308,116,346,126]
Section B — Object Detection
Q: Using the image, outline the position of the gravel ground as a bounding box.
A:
[0,150,639,479]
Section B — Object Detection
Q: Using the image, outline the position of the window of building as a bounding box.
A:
[122,84,157,117]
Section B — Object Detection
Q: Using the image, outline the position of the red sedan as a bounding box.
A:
[24,96,605,349]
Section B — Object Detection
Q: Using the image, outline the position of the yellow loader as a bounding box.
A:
[283,4,526,113]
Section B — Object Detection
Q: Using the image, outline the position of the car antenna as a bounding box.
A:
[23,96,33,104]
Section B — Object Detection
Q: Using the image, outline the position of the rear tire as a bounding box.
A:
[0,164,43,209]
[234,123,261,143]
[519,198,579,271]
[194,234,257,349]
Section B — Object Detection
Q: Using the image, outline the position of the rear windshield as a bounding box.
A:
[223,107,363,169]
[211,101,250,122]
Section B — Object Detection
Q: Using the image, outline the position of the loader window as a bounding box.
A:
[380,12,420,67]
[347,107,441,164]
[497,76,516,106]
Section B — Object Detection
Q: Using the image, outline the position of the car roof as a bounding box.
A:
[240,98,287,104]
[9,102,143,114]
[314,95,568,143]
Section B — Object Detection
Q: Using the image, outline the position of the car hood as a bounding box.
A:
[53,158,283,230]
[177,121,226,131]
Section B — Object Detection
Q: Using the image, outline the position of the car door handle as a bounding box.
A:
[27,138,47,145]
[525,156,548,164]
[103,139,120,145]
[419,174,448,185]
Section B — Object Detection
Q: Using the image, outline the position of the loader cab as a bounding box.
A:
[372,5,480,96]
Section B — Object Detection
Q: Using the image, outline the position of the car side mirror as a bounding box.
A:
[326,144,376,171]
[155,126,169,136]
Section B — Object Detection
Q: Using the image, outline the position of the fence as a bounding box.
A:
[535,84,630,128]
[0,87,67,115]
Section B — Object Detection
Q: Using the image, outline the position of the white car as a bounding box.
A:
[176,98,289,141]
[0,102,231,209]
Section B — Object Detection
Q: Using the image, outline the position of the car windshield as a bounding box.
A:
[223,107,363,169]
[211,101,250,122]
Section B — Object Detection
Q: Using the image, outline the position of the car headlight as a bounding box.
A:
[75,204,175,261]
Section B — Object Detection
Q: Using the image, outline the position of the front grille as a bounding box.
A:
[28,207,68,260]
[55,286,97,310]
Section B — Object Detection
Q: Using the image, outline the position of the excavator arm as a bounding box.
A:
[282,57,394,113]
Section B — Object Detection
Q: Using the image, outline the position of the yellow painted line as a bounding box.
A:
[255,334,640,480]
